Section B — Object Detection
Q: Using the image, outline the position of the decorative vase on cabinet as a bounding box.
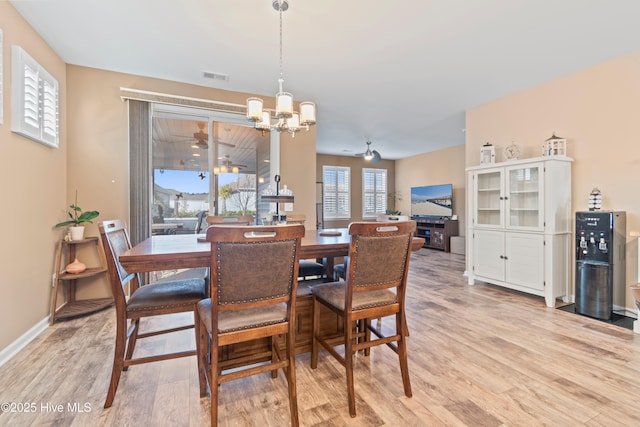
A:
[466,156,573,307]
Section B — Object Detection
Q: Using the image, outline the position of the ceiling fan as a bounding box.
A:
[355,140,382,164]
[216,155,247,173]
[171,122,235,149]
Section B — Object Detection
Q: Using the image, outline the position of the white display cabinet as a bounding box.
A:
[466,156,572,307]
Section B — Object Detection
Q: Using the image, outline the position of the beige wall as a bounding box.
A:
[316,154,396,228]
[465,51,640,312]
[280,129,317,230]
[395,144,467,233]
[0,3,67,351]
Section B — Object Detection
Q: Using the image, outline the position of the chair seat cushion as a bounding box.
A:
[311,282,397,311]
[127,278,206,313]
[299,259,325,277]
[155,267,208,283]
[197,299,287,334]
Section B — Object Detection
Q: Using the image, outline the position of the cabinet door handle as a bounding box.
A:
[499,255,504,259]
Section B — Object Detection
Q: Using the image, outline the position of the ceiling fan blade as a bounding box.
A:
[218,141,236,148]
[354,152,365,157]
[372,150,382,164]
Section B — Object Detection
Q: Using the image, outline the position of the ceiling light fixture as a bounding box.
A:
[363,142,374,161]
[246,0,316,137]
[214,156,240,175]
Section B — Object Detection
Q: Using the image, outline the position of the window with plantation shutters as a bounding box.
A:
[11,45,59,148]
[362,168,387,218]
[323,165,350,219]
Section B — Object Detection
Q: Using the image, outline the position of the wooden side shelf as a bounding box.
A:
[50,237,112,325]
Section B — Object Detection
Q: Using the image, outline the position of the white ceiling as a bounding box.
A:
[10,0,640,160]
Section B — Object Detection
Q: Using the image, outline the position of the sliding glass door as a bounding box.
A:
[150,104,271,234]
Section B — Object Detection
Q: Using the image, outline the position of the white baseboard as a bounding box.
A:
[0,316,49,368]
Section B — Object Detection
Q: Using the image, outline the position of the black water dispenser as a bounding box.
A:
[575,211,626,320]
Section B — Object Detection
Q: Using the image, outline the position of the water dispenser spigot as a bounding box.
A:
[598,238,608,252]
[579,236,587,249]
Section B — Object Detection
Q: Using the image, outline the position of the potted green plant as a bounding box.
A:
[55,192,100,241]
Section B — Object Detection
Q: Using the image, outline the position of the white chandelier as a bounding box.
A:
[246,0,316,137]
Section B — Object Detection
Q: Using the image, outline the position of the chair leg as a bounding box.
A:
[363,318,371,357]
[270,336,278,379]
[404,311,410,337]
[310,296,320,369]
[286,329,299,427]
[397,312,412,398]
[104,314,127,408]
[211,336,220,426]
[345,318,357,418]
[196,311,208,398]
[123,318,140,371]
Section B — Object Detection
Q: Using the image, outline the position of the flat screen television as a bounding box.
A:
[410,184,453,219]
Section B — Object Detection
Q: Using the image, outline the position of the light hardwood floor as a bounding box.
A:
[3,249,640,426]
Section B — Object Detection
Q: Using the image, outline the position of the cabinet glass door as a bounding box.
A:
[475,168,503,227]
[506,164,542,229]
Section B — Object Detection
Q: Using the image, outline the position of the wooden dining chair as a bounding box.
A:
[205,215,254,226]
[196,224,304,426]
[98,219,207,408]
[310,221,416,417]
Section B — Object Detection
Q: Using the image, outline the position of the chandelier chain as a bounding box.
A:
[279,4,284,81]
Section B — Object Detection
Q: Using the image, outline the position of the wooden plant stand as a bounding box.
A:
[50,237,112,325]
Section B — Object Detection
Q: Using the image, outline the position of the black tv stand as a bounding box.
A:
[413,217,459,252]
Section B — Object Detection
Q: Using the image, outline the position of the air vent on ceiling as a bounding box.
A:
[202,71,229,82]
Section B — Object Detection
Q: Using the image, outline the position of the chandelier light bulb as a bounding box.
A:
[299,102,316,126]
[246,97,264,121]
[276,90,293,118]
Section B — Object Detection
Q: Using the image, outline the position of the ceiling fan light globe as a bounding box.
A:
[364,148,373,160]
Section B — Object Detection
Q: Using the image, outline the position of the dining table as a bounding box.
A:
[119,227,425,277]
